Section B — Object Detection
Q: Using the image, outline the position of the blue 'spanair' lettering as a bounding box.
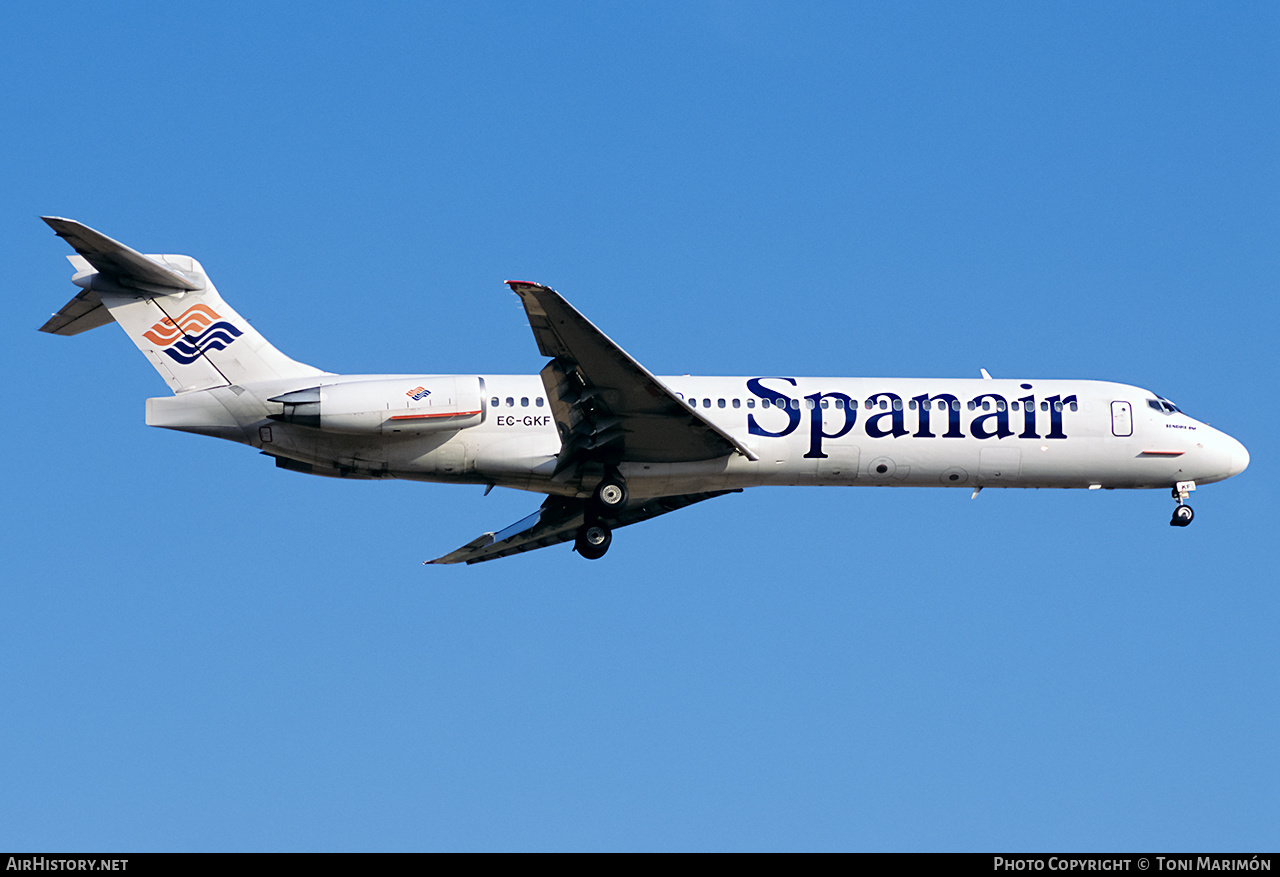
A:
[804,391,856,459]
[970,393,1013,440]
[1018,394,1040,439]
[865,392,908,439]
[746,378,1073,455]
[746,377,801,438]
[1043,394,1077,440]
[911,393,965,438]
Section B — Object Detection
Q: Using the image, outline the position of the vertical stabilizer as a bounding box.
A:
[41,218,328,394]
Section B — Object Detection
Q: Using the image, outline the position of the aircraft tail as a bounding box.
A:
[40,217,327,394]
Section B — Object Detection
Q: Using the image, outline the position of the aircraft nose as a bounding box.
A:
[1227,436,1250,478]
[1190,427,1249,484]
[1204,429,1249,482]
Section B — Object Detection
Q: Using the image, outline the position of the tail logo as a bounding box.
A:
[143,304,243,365]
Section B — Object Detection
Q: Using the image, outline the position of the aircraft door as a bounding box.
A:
[435,440,469,476]
[1111,401,1133,437]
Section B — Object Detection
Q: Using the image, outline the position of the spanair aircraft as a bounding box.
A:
[40,217,1249,563]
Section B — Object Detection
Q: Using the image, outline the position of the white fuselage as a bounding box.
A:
[146,373,1249,499]
[40,218,1249,560]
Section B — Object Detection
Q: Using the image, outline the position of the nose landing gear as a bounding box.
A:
[1170,480,1196,527]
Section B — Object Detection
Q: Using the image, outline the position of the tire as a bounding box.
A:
[1170,505,1194,527]
[575,523,612,559]
[593,479,627,512]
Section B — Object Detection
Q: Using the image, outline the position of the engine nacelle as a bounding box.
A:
[269,376,484,435]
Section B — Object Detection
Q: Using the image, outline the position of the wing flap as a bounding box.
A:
[427,496,586,565]
[426,489,741,565]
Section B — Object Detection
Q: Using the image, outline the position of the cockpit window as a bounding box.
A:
[1146,396,1182,415]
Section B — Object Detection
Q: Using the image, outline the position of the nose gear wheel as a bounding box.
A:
[1169,482,1196,527]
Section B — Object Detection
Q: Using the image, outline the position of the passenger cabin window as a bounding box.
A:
[747,399,755,408]
[718,399,726,408]
[536,397,544,407]
[732,399,741,409]
[491,397,499,407]
[506,397,515,407]
[521,397,529,407]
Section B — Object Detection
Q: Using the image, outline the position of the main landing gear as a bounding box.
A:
[1170,480,1196,527]
[575,475,627,560]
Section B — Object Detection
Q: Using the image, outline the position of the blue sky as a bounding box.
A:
[3,2,1276,851]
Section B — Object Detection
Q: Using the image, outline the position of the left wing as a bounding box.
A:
[508,282,757,472]
[427,490,740,565]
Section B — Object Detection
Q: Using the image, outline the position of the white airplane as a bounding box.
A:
[40,218,1249,563]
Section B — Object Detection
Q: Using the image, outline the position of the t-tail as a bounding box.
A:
[39,217,326,393]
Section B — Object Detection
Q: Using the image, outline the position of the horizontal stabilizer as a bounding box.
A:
[40,287,115,336]
[41,217,200,292]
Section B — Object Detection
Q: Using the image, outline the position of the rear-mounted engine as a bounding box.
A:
[269,376,484,435]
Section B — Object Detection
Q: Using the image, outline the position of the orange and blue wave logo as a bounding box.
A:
[407,386,431,400]
[143,304,243,365]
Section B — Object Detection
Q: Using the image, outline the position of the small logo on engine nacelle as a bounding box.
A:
[407,386,431,401]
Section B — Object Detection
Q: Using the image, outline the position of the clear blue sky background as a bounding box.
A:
[3,2,1276,852]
